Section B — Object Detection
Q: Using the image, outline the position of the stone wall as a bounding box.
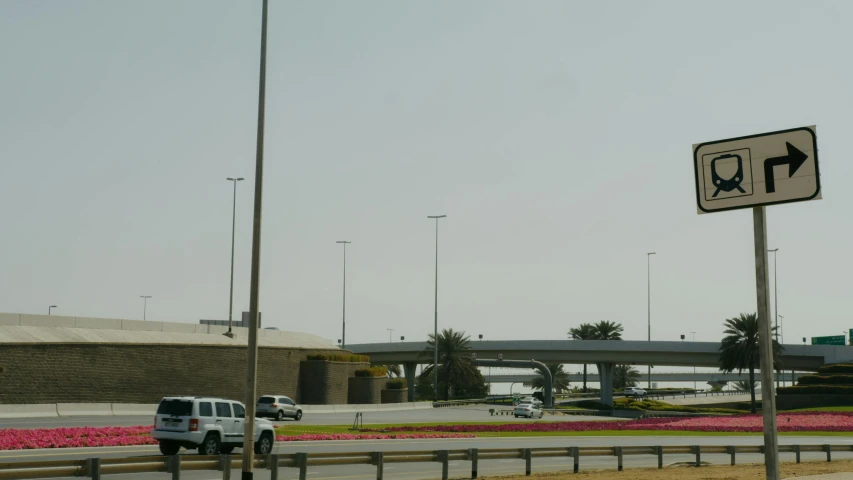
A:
[298,361,369,405]
[381,388,408,404]
[347,377,385,404]
[0,344,340,404]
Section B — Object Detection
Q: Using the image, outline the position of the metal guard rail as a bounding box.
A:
[0,444,848,480]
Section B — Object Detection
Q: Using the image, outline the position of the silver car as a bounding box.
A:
[256,395,302,421]
[513,403,544,419]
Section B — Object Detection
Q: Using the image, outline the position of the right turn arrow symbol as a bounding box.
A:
[764,142,808,193]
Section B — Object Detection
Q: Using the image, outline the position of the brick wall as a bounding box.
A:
[0,344,341,404]
[381,388,408,404]
[298,361,369,405]
[347,377,385,404]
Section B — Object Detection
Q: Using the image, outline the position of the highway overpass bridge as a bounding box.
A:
[482,371,806,384]
[348,340,853,405]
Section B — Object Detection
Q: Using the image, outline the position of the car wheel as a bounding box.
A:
[514,415,519,418]
[294,410,303,421]
[254,432,273,455]
[198,434,220,456]
[159,440,180,456]
[220,445,235,454]
[276,410,285,421]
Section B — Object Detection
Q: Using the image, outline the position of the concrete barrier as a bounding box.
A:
[0,404,58,418]
[111,403,157,416]
[56,403,113,417]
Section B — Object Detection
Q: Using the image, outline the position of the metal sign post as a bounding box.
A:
[753,206,780,480]
[693,125,822,480]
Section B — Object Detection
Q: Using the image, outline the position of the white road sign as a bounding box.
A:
[693,126,820,214]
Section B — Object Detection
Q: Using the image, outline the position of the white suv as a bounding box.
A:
[624,387,647,397]
[256,395,302,421]
[151,396,276,456]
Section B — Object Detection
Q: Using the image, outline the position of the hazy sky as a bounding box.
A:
[2,1,851,348]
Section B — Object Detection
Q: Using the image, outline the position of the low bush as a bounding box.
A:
[354,366,387,377]
[386,379,407,390]
[817,364,853,375]
[306,354,369,363]
[798,375,853,386]
[779,385,853,395]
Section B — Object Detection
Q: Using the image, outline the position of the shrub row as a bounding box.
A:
[798,375,853,386]
[778,385,853,395]
[573,399,741,414]
[354,366,388,377]
[386,379,407,390]
[306,354,370,363]
[817,364,853,375]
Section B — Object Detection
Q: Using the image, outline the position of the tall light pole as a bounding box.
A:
[428,214,447,402]
[768,248,779,388]
[337,241,351,347]
[647,252,656,389]
[140,296,151,321]
[691,331,697,392]
[225,177,244,337]
[48,305,57,315]
[386,328,394,342]
[241,0,269,475]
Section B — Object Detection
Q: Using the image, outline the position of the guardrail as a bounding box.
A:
[0,443,849,480]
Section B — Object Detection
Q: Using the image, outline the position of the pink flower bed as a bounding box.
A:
[0,426,157,450]
[276,433,475,442]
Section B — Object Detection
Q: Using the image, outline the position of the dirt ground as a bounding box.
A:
[481,460,853,480]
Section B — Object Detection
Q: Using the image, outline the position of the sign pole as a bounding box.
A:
[753,206,780,480]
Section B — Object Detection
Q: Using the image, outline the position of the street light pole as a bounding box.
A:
[768,248,779,388]
[140,296,151,321]
[225,177,244,338]
[336,241,351,347]
[647,252,656,389]
[241,0,269,476]
[48,305,57,315]
[691,331,697,391]
[428,215,447,402]
[386,328,394,343]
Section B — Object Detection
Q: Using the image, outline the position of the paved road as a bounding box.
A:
[2,405,616,429]
[3,435,852,480]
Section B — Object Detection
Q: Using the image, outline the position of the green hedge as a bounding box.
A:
[354,366,387,377]
[779,385,853,395]
[306,354,370,363]
[386,379,407,389]
[817,364,853,375]
[798,375,853,386]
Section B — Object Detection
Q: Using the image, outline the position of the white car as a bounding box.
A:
[624,387,647,397]
[514,403,544,418]
[151,396,276,456]
[256,395,303,421]
[519,396,543,407]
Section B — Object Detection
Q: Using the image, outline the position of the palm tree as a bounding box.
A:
[718,312,783,413]
[613,365,641,389]
[373,364,402,377]
[568,323,596,391]
[420,328,482,401]
[531,363,571,393]
[591,320,624,340]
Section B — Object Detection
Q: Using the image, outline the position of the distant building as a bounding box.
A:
[200,311,262,328]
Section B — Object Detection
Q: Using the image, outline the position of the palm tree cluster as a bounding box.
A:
[718,312,783,413]
[418,328,487,401]
[530,364,571,393]
[568,320,624,391]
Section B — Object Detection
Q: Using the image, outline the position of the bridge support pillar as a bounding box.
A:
[596,363,615,406]
[403,362,417,402]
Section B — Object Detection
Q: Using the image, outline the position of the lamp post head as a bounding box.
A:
[336,241,351,244]
[50,305,57,308]
[227,177,245,181]
[427,215,447,219]
[647,252,656,256]
[768,248,779,253]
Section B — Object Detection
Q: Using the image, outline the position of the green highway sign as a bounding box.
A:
[811,335,846,346]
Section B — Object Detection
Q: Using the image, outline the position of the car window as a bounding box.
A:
[258,396,276,404]
[281,397,294,405]
[199,402,213,417]
[215,402,232,417]
[279,397,288,404]
[157,399,193,416]
[233,403,245,418]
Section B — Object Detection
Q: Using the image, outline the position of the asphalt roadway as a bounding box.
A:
[2,435,853,480]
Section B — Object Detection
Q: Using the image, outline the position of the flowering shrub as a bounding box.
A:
[0,426,157,450]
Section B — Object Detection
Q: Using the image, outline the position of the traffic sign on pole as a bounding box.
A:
[811,335,846,346]
[693,126,820,214]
